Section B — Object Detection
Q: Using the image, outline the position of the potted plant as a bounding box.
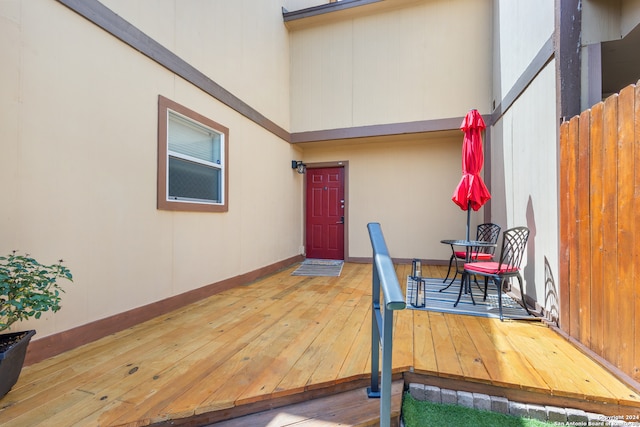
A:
[0,251,73,398]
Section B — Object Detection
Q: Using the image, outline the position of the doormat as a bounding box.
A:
[291,259,344,277]
[405,276,535,320]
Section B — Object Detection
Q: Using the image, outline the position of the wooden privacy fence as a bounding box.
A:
[559,79,640,384]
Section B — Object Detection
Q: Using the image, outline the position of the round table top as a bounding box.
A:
[440,239,496,247]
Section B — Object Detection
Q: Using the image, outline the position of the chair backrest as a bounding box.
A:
[475,223,501,255]
[496,226,530,271]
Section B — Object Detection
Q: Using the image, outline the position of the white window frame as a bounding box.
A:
[157,95,229,212]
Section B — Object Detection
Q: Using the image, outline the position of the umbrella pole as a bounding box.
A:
[466,201,471,241]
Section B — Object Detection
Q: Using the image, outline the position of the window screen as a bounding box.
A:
[167,111,223,204]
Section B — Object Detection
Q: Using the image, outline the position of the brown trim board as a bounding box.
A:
[291,116,475,144]
[24,255,304,366]
[348,257,449,266]
[491,35,555,124]
[283,0,384,21]
[554,0,581,333]
[554,0,582,121]
[56,0,289,142]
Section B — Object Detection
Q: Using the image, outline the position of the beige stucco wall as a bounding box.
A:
[490,0,559,315]
[101,0,292,131]
[301,133,486,261]
[289,0,493,133]
[289,0,494,262]
[0,0,302,338]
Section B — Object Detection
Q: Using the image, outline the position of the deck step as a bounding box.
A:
[207,381,404,426]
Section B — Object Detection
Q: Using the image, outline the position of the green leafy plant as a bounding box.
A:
[0,251,73,332]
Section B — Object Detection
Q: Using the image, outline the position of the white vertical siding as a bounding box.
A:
[491,0,558,313]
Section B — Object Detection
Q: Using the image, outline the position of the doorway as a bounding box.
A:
[305,166,345,260]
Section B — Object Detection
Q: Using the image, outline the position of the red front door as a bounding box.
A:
[305,167,345,260]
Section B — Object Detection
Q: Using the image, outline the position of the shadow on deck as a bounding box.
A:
[1,263,639,426]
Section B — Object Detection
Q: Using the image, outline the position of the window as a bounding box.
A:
[158,95,229,212]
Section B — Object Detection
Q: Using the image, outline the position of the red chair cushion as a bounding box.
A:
[454,251,493,261]
[464,261,518,275]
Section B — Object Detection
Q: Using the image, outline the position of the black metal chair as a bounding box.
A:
[442,223,501,287]
[463,226,531,321]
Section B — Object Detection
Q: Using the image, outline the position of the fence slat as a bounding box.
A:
[617,84,635,374]
[567,116,580,339]
[634,81,640,382]
[602,94,619,365]
[589,101,606,358]
[577,109,591,345]
[559,120,572,330]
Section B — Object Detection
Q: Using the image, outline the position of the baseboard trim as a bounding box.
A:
[347,256,448,266]
[24,255,304,365]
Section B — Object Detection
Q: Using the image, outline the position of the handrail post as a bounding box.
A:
[369,261,381,397]
[366,223,406,427]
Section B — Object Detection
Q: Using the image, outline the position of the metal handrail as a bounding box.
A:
[366,222,406,427]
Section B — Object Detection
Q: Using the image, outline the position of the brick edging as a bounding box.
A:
[407,383,631,426]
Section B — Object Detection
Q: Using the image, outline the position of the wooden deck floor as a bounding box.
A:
[1,263,639,426]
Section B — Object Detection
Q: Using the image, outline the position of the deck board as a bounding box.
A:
[429,311,465,379]
[446,314,491,382]
[501,320,604,400]
[1,262,639,426]
[475,316,551,392]
[412,309,438,373]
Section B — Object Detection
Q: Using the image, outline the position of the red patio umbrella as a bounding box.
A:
[452,109,491,241]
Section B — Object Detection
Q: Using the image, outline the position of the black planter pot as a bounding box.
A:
[0,330,36,399]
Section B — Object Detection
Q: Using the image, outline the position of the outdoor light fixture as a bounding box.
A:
[291,160,306,174]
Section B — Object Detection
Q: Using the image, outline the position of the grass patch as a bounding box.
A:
[402,393,556,427]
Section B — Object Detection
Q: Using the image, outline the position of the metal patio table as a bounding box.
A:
[440,239,497,306]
